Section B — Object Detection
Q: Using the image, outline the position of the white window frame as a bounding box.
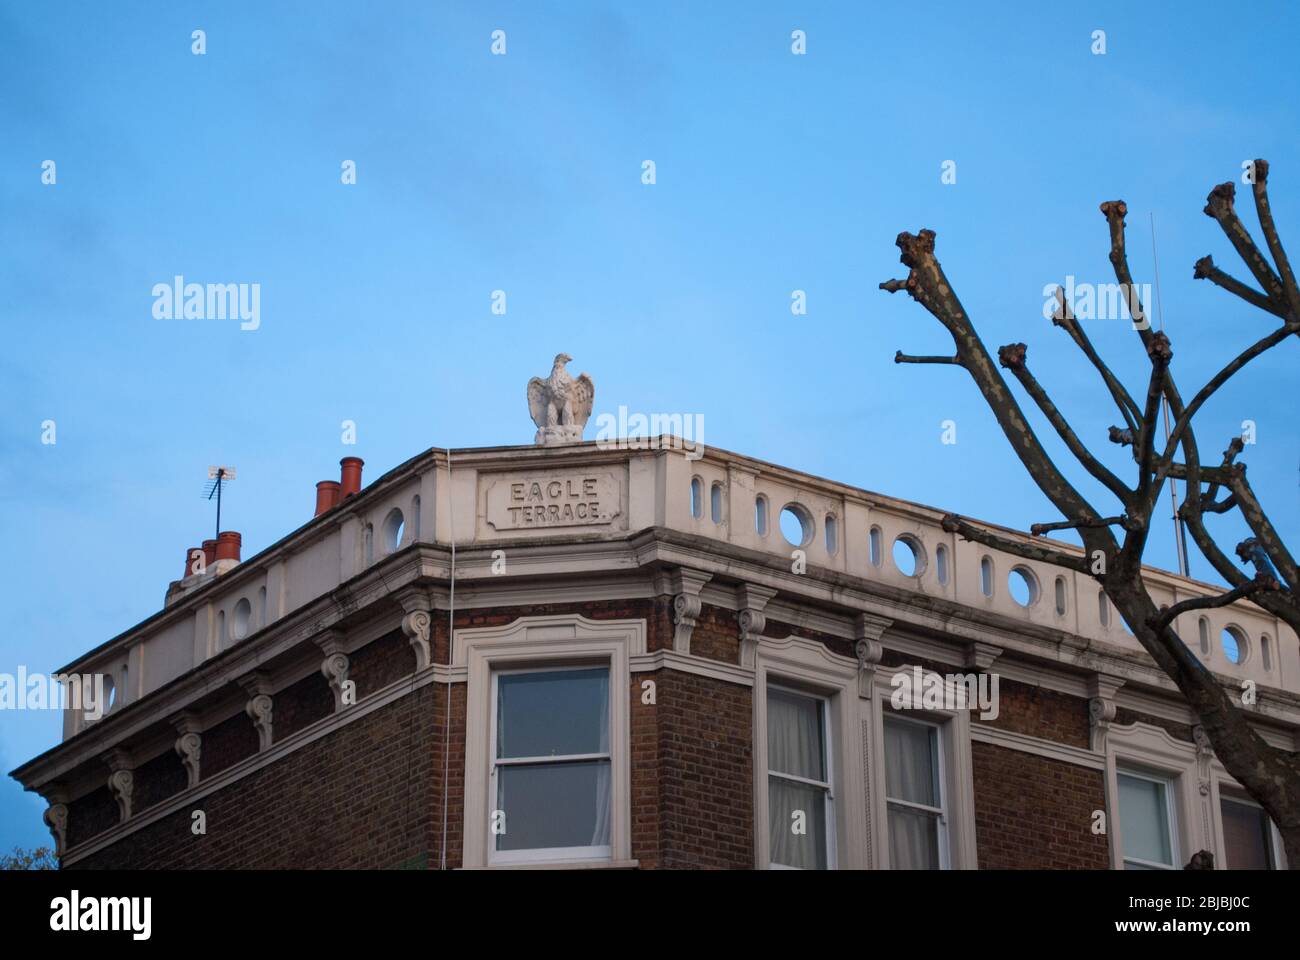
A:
[882,713,951,870]
[488,662,613,865]
[765,683,836,870]
[752,635,866,869]
[868,668,978,869]
[458,615,641,869]
[1116,766,1180,870]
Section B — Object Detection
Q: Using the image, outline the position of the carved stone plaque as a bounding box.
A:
[484,470,622,531]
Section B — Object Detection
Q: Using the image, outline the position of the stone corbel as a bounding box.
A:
[1087,674,1125,753]
[1192,724,1214,786]
[854,612,892,698]
[1191,725,1217,845]
[104,748,134,823]
[965,641,1003,672]
[736,583,778,669]
[40,784,69,858]
[315,629,352,711]
[239,672,274,752]
[397,587,434,671]
[669,568,712,655]
[171,711,203,789]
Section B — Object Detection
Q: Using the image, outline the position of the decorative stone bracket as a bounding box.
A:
[239,672,275,752]
[854,612,892,698]
[171,711,203,789]
[315,629,352,712]
[965,641,1003,672]
[397,587,434,671]
[1087,674,1125,753]
[737,583,778,669]
[104,748,134,823]
[401,611,433,671]
[669,568,712,655]
[40,784,69,858]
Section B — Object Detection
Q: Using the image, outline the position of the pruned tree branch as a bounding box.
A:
[1250,159,1300,316]
[1030,516,1129,536]
[1050,288,1142,431]
[1204,180,1288,307]
[1148,575,1281,636]
[1194,255,1286,318]
[996,341,1132,504]
[895,351,959,365]
[886,161,1300,866]
[941,514,1090,573]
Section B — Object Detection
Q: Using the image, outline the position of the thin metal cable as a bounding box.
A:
[1150,212,1190,576]
[439,449,454,870]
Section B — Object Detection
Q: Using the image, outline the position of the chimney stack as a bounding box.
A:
[216,531,242,562]
[340,457,364,498]
[314,480,342,516]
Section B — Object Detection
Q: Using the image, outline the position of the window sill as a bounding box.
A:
[472,859,640,871]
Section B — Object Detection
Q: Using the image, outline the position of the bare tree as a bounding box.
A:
[883,159,1300,867]
[0,845,57,870]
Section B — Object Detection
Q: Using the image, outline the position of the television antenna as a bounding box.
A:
[203,466,237,541]
[1149,214,1190,577]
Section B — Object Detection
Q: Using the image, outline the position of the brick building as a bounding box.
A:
[11,431,1297,869]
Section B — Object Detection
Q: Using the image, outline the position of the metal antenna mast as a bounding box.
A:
[204,465,238,540]
[1150,214,1190,576]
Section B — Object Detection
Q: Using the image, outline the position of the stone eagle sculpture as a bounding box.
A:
[527,353,594,446]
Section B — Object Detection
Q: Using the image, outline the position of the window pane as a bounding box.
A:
[1118,773,1173,866]
[767,688,825,781]
[768,777,827,869]
[1221,798,1273,870]
[888,803,941,869]
[884,718,939,807]
[496,760,611,852]
[496,668,608,759]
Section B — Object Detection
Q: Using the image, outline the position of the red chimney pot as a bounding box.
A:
[340,457,364,498]
[315,480,342,516]
[216,531,242,562]
[183,546,200,579]
[202,539,219,568]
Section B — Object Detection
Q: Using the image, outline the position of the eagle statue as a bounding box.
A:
[527,353,594,446]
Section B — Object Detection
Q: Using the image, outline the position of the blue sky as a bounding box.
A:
[1,1,1296,850]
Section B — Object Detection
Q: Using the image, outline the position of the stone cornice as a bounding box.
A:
[13,529,1300,793]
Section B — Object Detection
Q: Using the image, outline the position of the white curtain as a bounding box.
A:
[769,779,825,868]
[589,761,611,847]
[767,689,826,868]
[884,720,939,868]
[588,672,611,846]
[767,690,823,780]
[884,720,935,806]
[888,805,937,869]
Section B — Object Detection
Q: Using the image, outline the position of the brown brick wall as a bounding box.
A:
[654,669,753,868]
[133,747,187,812]
[71,684,441,869]
[972,741,1110,869]
[273,672,333,743]
[200,710,259,780]
[689,605,740,664]
[977,678,1091,749]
